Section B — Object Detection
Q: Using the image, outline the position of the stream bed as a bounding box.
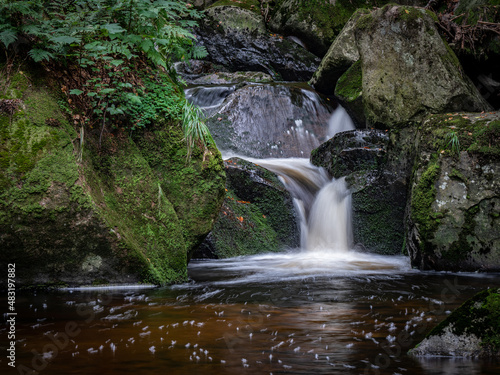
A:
[4,251,500,375]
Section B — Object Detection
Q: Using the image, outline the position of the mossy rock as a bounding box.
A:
[410,288,500,357]
[309,8,367,95]
[406,111,500,271]
[195,158,300,258]
[334,60,365,126]
[134,123,226,261]
[312,4,492,128]
[208,0,260,14]
[205,3,265,34]
[0,67,225,287]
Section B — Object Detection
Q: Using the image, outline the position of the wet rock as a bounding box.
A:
[406,111,500,271]
[188,71,274,85]
[195,5,320,81]
[410,288,500,357]
[311,4,492,128]
[205,83,334,158]
[194,158,300,258]
[311,128,415,255]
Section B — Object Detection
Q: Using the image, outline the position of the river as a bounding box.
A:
[6,263,500,374]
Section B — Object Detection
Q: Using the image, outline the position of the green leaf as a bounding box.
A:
[0,29,18,48]
[100,88,116,94]
[69,89,84,95]
[50,35,80,45]
[110,59,124,67]
[28,48,54,62]
[102,23,125,35]
[140,39,154,53]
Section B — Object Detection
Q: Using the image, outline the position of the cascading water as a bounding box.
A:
[187,81,357,253]
[248,158,353,252]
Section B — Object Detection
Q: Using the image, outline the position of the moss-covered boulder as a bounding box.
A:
[268,0,428,58]
[410,288,500,357]
[311,4,492,128]
[195,4,320,81]
[311,128,415,254]
[0,68,225,287]
[407,111,500,271]
[195,158,300,258]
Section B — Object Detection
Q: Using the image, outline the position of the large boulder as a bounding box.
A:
[196,4,320,81]
[310,5,492,128]
[0,68,225,287]
[311,128,415,254]
[195,158,300,258]
[406,111,500,271]
[410,287,500,357]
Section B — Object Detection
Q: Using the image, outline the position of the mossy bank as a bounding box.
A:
[0,66,225,287]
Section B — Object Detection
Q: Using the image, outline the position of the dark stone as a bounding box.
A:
[195,6,320,81]
[193,158,300,258]
[205,83,334,158]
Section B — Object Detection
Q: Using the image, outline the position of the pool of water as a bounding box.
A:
[2,251,500,375]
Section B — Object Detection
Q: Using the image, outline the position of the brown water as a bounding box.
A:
[2,251,500,375]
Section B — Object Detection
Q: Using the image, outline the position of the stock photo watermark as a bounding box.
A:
[7,287,114,375]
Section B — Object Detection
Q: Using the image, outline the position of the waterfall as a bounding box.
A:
[188,82,357,253]
[327,105,355,138]
[246,158,353,252]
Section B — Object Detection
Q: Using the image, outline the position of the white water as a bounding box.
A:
[222,106,357,253]
[327,105,355,138]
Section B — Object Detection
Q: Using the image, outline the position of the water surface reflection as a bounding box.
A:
[3,252,500,374]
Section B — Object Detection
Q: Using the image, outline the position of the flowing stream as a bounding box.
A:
[3,83,500,375]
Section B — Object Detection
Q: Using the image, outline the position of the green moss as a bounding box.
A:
[335,60,362,101]
[423,114,500,159]
[411,161,440,249]
[352,183,405,255]
[1,64,225,287]
[83,138,188,285]
[134,120,226,259]
[24,89,68,127]
[0,70,30,99]
[210,188,280,258]
[442,40,463,70]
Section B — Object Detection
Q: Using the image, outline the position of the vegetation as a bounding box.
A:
[0,0,209,150]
